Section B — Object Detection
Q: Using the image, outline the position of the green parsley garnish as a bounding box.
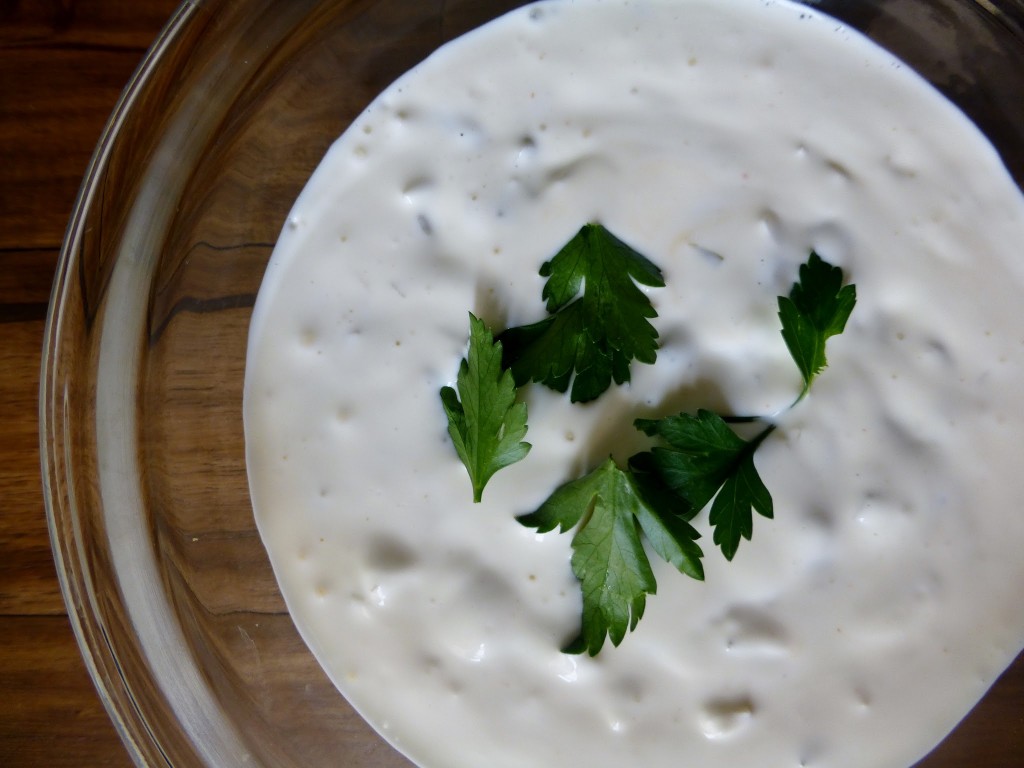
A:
[634,411,774,561]
[440,313,531,502]
[631,250,856,563]
[500,223,665,403]
[778,251,857,400]
[441,239,855,654]
[516,457,703,656]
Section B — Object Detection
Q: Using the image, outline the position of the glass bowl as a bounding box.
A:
[40,0,1024,765]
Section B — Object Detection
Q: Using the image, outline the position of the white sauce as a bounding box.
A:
[243,1,1024,766]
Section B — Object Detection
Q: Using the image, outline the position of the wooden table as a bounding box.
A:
[1,1,1023,766]
[0,2,178,765]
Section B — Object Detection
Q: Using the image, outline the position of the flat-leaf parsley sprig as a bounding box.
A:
[633,409,775,562]
[499,223,665,403]
[440,313,531,502]
[440,235,856,655]
[779,251,857,401]
[517,457,703,656]
[630,251,856,564]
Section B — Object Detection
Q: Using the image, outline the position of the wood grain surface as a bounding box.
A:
[1,1,1022,767]
[0,1,178,765]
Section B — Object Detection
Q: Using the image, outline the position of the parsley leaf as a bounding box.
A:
[635,410,774,561]
[778,251,857,398]
[440,313,531,502]
[441,244,857,655]
[627,452,704,580]
[500,223,664,403]
[517,457,702,656]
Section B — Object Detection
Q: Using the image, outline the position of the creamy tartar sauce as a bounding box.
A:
[243,1,1024,766]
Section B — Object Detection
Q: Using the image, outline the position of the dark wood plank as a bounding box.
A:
[0,46,150,250]
[0,0,182,47]
[0,3,176,765]
[0,615,133,767]
[0,0,181,251]
[0,250,59,306]
[0,319,64,616]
